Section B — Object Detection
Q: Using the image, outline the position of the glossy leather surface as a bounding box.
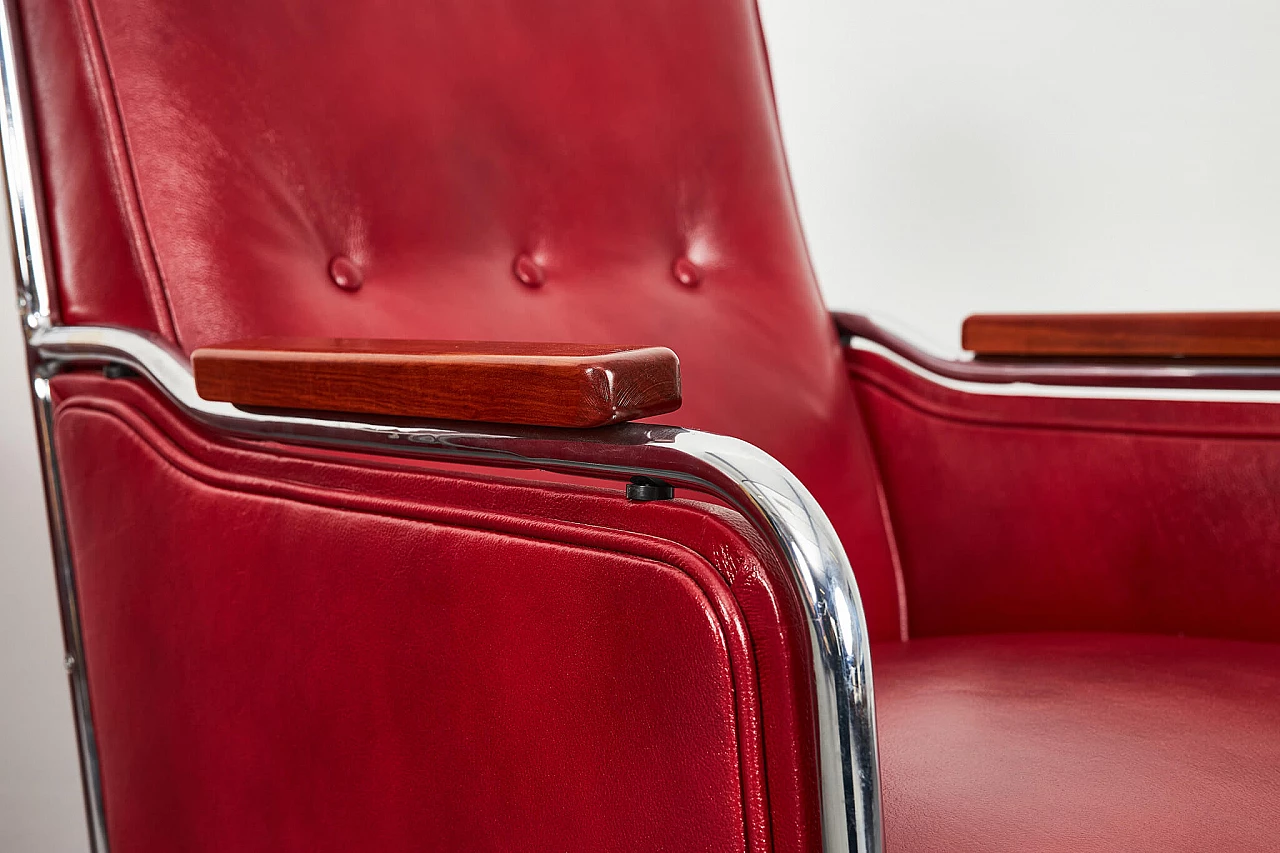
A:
[17,0,903,640]
[51,371,824,853]
[848,348,1280,641]
[876,634,1280,853]
[23,0,1280,849]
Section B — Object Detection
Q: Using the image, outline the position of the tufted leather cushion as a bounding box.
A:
[876,633,1280,853]
[17,0,904,640]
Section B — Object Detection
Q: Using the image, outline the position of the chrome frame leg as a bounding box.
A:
[29,367,109,853]
[1,0,107,841]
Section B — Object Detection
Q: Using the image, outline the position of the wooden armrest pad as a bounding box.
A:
[962,312,1280,358]
[192,338,681,428]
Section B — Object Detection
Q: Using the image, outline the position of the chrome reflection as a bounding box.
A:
[30,373,109,852]
[32,323,884,853]
[1,0,107,849]
[0,0,54,332]
[838,311,1280,397]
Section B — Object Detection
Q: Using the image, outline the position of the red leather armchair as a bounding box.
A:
[4,1,1279,852]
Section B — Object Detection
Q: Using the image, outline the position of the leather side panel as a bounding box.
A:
[848,349,1280,641]
[52,372,824,853]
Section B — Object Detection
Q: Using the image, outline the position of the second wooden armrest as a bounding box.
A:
[962,312,1280,358]
[192,338,681,428]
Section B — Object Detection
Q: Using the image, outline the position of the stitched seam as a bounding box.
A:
[860,415,910,641]
[71,0,179,343]
[60,401,760,853]
[847,379,910,641]
[838,378,910,642]
[878,478,909,642]
[69,391,756,569]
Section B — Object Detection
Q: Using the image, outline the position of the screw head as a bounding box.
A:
[626,476,675,502]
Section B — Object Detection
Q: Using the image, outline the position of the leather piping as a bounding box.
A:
[851,354,1280,442]
[70,0,178,342]
[865,444,909,642]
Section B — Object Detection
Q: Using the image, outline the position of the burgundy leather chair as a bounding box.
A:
[5,1,1279,851]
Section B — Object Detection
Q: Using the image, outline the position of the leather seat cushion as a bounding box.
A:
[876,633,1280,853]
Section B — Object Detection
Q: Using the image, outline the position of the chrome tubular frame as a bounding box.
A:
[28,370,109,853]
[838,312,1280,401]
[0,0,52,335]
[0,8,883,852]
[1,0,109,851]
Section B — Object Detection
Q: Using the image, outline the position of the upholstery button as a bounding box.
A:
[328,255,363,291]
[513,254,546,288]
[672,257,702,288]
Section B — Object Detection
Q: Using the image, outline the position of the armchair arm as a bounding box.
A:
[32,323,882,853]
[191,338,681,427]
[962,312,1280,359]
[835,311,1280,391]
[841,309,1280,645]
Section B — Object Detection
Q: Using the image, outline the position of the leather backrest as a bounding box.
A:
[18,0,903,638]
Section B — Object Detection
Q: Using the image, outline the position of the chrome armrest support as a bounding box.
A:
[30,324,884,853]
[837,311,1280,401]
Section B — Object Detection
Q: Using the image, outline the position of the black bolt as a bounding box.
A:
[626,475,674,502]
[102,363,138,379]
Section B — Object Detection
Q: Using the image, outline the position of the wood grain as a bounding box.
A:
[192,338,681,428]
[962,312,1280,358]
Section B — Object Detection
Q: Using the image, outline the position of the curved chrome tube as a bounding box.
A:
[32,324,883,853]
[838,311,1280,401]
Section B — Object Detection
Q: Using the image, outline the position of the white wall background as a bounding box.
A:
[4,1,1280,849]
[758,0,1280,347]
[0,242,86,852]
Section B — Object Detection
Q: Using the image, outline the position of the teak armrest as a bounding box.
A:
[192,338,681,428]
[962,312,1280,359]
